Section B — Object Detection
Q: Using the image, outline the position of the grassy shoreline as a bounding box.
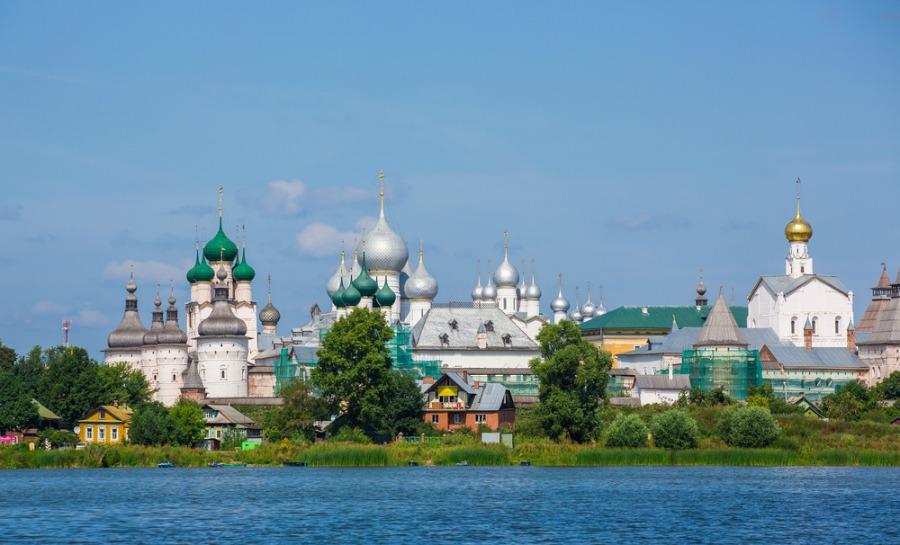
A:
[2,442,899,469]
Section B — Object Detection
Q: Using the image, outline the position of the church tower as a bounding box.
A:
[494,231,520,315]
[784,178,814,278]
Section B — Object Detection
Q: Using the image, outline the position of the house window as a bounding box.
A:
[451,414,463,425]
[98,426,105,441]
[172,373,176,382]
[475,414,486,424]
[431,414,439,424]
[86,426,93,440]
[112,428,118,441]
[98,409,105,420]
[791,318,797,335]
[439,395,456,404]
[835,317,841,335]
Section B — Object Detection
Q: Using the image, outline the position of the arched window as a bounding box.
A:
[835,317,841,335]
[220,368,226,380]
[791,317,797,335]
[812,317,818,334]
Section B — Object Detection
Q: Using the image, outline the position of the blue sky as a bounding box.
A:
[1,2,898,358]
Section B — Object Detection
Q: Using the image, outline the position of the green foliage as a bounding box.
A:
[875,372,900,400]
[678,386,733,407]
[129,402,174,446]
[264,380,328,442]
[512,405,545,438]
[301,444,389,466]
[822,381,875,421]
[530,320,612,442]
[220,427,245,450]
[433,446,510,466]
[604,413,649,448]
[168,398,205,446]
[0,341,17,373]
[0,372,39,434]
[330,427,372,444]
[576,448,670,466]
[98,362,151,407]
[15,347,45,397]
[650,410,699,449]
[37,346,105,425]
[717,405,781,448]
[38,428,78,448]
[313,308,422,440]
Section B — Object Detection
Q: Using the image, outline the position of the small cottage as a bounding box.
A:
[422,372,515,432]
[77,405,133,445]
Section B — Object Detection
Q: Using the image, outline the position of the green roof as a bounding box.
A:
[32,399,60,420]
[580,305,748,334]
[232,248,256,282]
[203,217,238,263]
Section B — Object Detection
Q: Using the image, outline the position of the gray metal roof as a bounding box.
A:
[471,382,509,411]
[442,372,477,395]
[410,305,537,350]
[694,294,747,347]
[618,327,784,358]
[751,274,850,299]
[202,404,255,426]
[634,375,692,390]
[764,345,866,369]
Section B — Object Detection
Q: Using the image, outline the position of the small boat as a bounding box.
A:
[284,461,307,467]
[520,460,532,466]
[455,460,469,466]
[157,461,174,468]
[209,462,247,468]
[407,460,419,466]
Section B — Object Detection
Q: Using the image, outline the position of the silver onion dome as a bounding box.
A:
[356,179,408,273]
[581,285,597,319]
[526,275,542,300]
[326,251,347,298]
[517,259,528,298]
[107,272,148,349]
[158,290,188,345]
[259,302,281,326]
[198,267,247,337]
[493,232,519,287]
[399,260,413,299]
[571,308,583,323]
[482,276,498,300]
[404,243,438,300]
[143,291,165,345]
[550,274,569,312]
[471,273,484,301]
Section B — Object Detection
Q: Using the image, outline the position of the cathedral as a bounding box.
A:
[747,182,855,348]
[104,189,282,406]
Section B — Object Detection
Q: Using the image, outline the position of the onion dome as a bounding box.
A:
[472,272,484,302]
[375,277,396,307]
[187,247,214,284]
[550,274,570,312]
[525,261,541,300]
[357,175,409,273]
[404,243,439,300]
[350,250,363,280]
[352,253,378,297]
[259,278,281,327]
[517,259,528,298]
[159,290,188,345]
[784,180,813,242]
[204,217,239,263]
[482,275,498,301]
[107,273,148,348]
[198,266,247,337]
[326,251,347,298]
[493,232,519,287]
[342,276,362,307]
[571,307,583,323]
[332,277,347,308]
[399,260,413,299]
[696,278,707,297]
[143,290,165,345]
[581,285,597,319]
[232,247,256,282]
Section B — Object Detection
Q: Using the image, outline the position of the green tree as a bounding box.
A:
[605,413,649,448]
[265,380,327,441]
[875,372,900,400]
[0,340,18,373]
[15,346,45,397]
[0,372,39,434]
[169,398,205,446]
[313,308,422,439]
[822,381,873,421]
[98,362,151,407]
[129,402,174,446]
[529,320,611,442]
[717,405,781,448]
[37,346,105,425]
[650,410,699,449]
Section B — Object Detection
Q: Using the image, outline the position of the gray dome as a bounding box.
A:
[158,292,188,345]
[571,308,583,323]
[517,262,528,298]
[143,292,165,345]
[198,284,247,337]
[357,209,408,273]
[259,302,281,325]
[326,252,346,297]
[404,247,438,300]
[471,274,484,301]
[482,277,498,300]
[526,276,542,300]
[494,255,519,287]
[581,301,597,320]
[107,274,147,349]
[551,291,570,312]
[399,260,413,299]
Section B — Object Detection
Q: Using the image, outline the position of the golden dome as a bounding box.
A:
[784,197,813,242]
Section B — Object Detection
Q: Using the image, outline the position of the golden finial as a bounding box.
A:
[217,185,224,218]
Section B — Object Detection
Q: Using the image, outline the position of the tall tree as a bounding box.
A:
[0,371,39,434]
[169,398,205,446]
[15,346,45,398]
[129,402,174,446]
[98,362,151,407]
[529,320,612,442]
[313,308,422,439]
[0,341,17,374]
[266,380,329,441]
[38,346,105,425]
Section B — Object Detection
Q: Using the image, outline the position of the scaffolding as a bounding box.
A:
[273,346,319,394]
[389,326,442,380]
[679,347,762,401]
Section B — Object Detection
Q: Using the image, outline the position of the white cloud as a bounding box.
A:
[262,179,307,215]
[32,301,67,315]
[294,217,376,258]
[104,260,184,286]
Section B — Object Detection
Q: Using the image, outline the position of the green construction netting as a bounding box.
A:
[679,347,762,401]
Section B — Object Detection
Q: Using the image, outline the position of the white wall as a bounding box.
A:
[197,337,249,398]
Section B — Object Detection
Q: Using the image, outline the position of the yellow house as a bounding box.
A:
[78,405,133,445]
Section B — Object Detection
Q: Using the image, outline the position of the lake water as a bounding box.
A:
[1,466,897,544]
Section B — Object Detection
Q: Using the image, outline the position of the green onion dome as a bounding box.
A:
[342,277,362,307]
[352,253,378,297]
[203,218,238,263]
[332,278,347,308]
[187,249,215,284]
[232,248,256,282]
[375,278,396,307]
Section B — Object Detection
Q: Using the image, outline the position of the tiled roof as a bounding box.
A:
[858,296,900,345]
[580,305,748,332]
[694,294,747,347]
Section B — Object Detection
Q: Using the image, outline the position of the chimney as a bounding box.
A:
[462,370,469,384]
[847,322,856,352]
[803,317,813,351]
[422,376,435,385]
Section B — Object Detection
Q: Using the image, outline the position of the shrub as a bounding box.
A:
[330,427,372,444]
[718,406,781,448]
[604,414,649,448]
[650,410,699,449]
